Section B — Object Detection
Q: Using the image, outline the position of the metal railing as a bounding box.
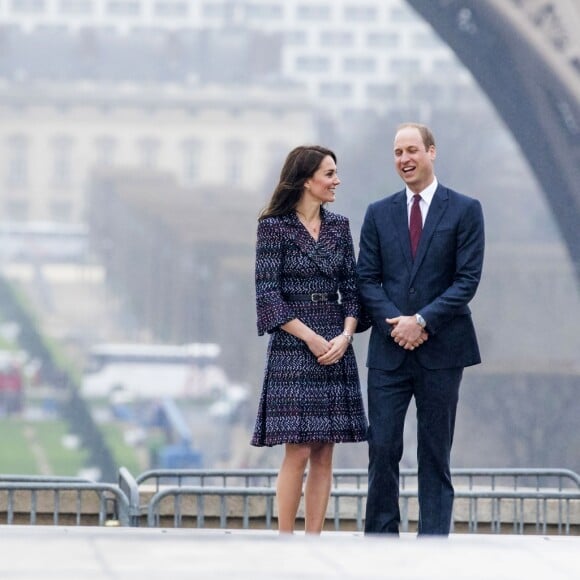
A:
[418,467,580,490]
[118,466,141,526]
[1,468,578,533]
[0,480,131,526]
[134,467,580,492]
[134,468,281,492]
[136,468,580,534]
[0,475,92,483]
[146,486,277,529]
[143,484,580,534]
[451,489,580,535]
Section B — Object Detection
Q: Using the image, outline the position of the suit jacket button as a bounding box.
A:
[409,288,415,294]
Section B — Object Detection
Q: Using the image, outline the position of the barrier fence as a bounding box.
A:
[133,467,580,493]
[0,477,130,526]
[1,468,579,534]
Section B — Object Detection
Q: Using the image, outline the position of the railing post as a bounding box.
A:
[118,467,141,527]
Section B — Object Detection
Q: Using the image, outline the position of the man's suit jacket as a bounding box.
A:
[357,184,485,371]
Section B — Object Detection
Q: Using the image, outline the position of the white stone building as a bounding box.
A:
[0,0,476,116]
[0,0,477,223]
[0,79,314,222]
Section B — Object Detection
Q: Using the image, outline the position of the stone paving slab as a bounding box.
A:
[0,526,578,580]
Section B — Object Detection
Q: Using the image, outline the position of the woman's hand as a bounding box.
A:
[305,333,333,358]
[317,333,350,366]
[282,320,350,365]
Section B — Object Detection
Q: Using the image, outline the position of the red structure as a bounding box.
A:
[0,355,24,414]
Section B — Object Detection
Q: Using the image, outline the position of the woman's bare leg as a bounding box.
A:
[304,442,334,534]
[276,443,310,533]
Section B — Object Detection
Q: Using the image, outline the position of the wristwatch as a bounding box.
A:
[342,331,354,344]
[415,314,427,329]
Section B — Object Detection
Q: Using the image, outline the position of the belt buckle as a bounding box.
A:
[311,293,326,302]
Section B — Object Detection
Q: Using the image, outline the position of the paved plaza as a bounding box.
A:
[0,526,578,579]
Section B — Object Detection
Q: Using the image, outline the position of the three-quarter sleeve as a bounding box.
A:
[338,220,362,320]
[255,218,296,335]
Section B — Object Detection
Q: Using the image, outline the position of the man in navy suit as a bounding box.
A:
[357,123,485,536]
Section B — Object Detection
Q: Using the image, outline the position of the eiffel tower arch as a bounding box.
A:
[406,0,580,284]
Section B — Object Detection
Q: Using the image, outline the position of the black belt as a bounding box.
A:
[284,292,339,303]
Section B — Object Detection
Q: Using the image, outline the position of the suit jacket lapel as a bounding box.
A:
[391,191,414,269]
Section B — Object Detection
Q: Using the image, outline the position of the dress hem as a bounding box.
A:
[250,435,368,448]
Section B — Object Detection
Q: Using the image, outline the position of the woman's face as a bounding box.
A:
[303,155,340,204]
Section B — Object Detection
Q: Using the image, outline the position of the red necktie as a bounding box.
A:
[409,194,423,258]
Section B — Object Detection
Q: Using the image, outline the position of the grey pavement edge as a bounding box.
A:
[0,526,578,580]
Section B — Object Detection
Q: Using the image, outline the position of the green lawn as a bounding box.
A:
[103,423,143,476]
[0,419,38,474]
[0,418,89,476]
[0,284,142,479]
[33,421,89,476]
[0,418,144,478]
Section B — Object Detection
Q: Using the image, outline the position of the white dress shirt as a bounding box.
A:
[406,177,438,226]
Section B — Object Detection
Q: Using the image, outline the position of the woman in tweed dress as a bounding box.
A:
[251,145,367,534]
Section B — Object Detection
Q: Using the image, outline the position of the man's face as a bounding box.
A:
[393,127,436,193]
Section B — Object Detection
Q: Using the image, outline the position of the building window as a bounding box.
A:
[366,83,398,100]
[106,1,140,16]
[284,30,308,45]
[390,58,422,74]
[262,140,287,190]
[94,136,118,167]
[4,201,29,221]
[343,5,378,22]
[367,31,399,48]
[153,1,189,18]
[202,2,228,19]
[59,0,93,15]
[452,83,480,101]
[51,135,74,189]
[343,57,376,74]
[412,32,442,49]
[50,201,73,222]
[319,30,354,47]
[433,58,461,75]
[224,140,244,183]
[390,5,416,23]
[413,83,441,101]
[5,135,29,189]
[295,56,330,73]
[266,140,288,166]
[10,0,46,12]
[296,4,331,21]
[182,139,202,185]
[319,83,352,98]
[245,3,283,20]
[137,137,160,169]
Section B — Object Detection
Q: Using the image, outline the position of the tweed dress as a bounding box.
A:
[251,208,368,447]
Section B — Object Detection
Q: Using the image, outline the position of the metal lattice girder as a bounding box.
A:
[406,0,580,284]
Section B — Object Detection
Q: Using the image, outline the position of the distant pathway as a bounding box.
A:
[23,425,52,476]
